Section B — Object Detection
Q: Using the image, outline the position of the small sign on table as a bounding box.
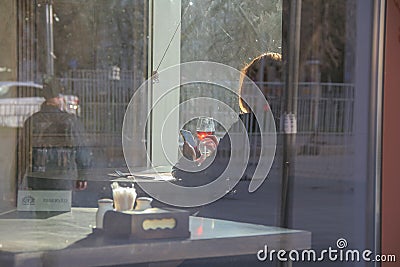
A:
[17,190,72,211]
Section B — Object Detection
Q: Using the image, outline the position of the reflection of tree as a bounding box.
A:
[48,0,350,83]
[181,0,282,70]
[299,0,349,82]
[51,0,147,75]
[50,1,96,73]
[179,0,282,114]
[180,0,351,82]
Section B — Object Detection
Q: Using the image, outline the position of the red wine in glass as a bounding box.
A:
[196,117,215,141]
[197,131,215,141]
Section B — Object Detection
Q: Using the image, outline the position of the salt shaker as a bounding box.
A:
[96,198,114,229]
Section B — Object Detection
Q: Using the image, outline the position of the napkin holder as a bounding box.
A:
[103,207,190,240]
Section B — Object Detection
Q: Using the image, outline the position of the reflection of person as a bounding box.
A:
[20,75,91,191]
[172,52,282,187]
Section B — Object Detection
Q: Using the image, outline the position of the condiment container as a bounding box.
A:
[111,182,137,211]
[96,198,114,229]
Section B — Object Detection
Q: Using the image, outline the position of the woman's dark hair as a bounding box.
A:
[239,52,282,113]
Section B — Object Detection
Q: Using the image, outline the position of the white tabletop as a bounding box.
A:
[0,208,310,267]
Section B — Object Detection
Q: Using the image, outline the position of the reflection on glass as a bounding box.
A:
[0,0,382,266]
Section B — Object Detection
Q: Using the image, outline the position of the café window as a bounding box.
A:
[0,0,384,266]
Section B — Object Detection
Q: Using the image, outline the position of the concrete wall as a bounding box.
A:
[0,0,17,212]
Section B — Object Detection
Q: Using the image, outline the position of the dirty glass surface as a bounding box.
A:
[0,1,380,267]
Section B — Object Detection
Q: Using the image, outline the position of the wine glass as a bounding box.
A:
[196,117,216,158]
[196,117,215,141]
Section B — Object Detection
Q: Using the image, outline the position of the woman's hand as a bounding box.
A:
[203,135,219,147]
[196,136,218,165]
[182,135,219,163]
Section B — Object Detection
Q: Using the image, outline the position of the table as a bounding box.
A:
[109,167,176,183]
[0,208,310,267]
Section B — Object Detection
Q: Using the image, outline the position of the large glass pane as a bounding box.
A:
[0,0,382,266]
[174,0,378,266]
[14,0,148,207]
